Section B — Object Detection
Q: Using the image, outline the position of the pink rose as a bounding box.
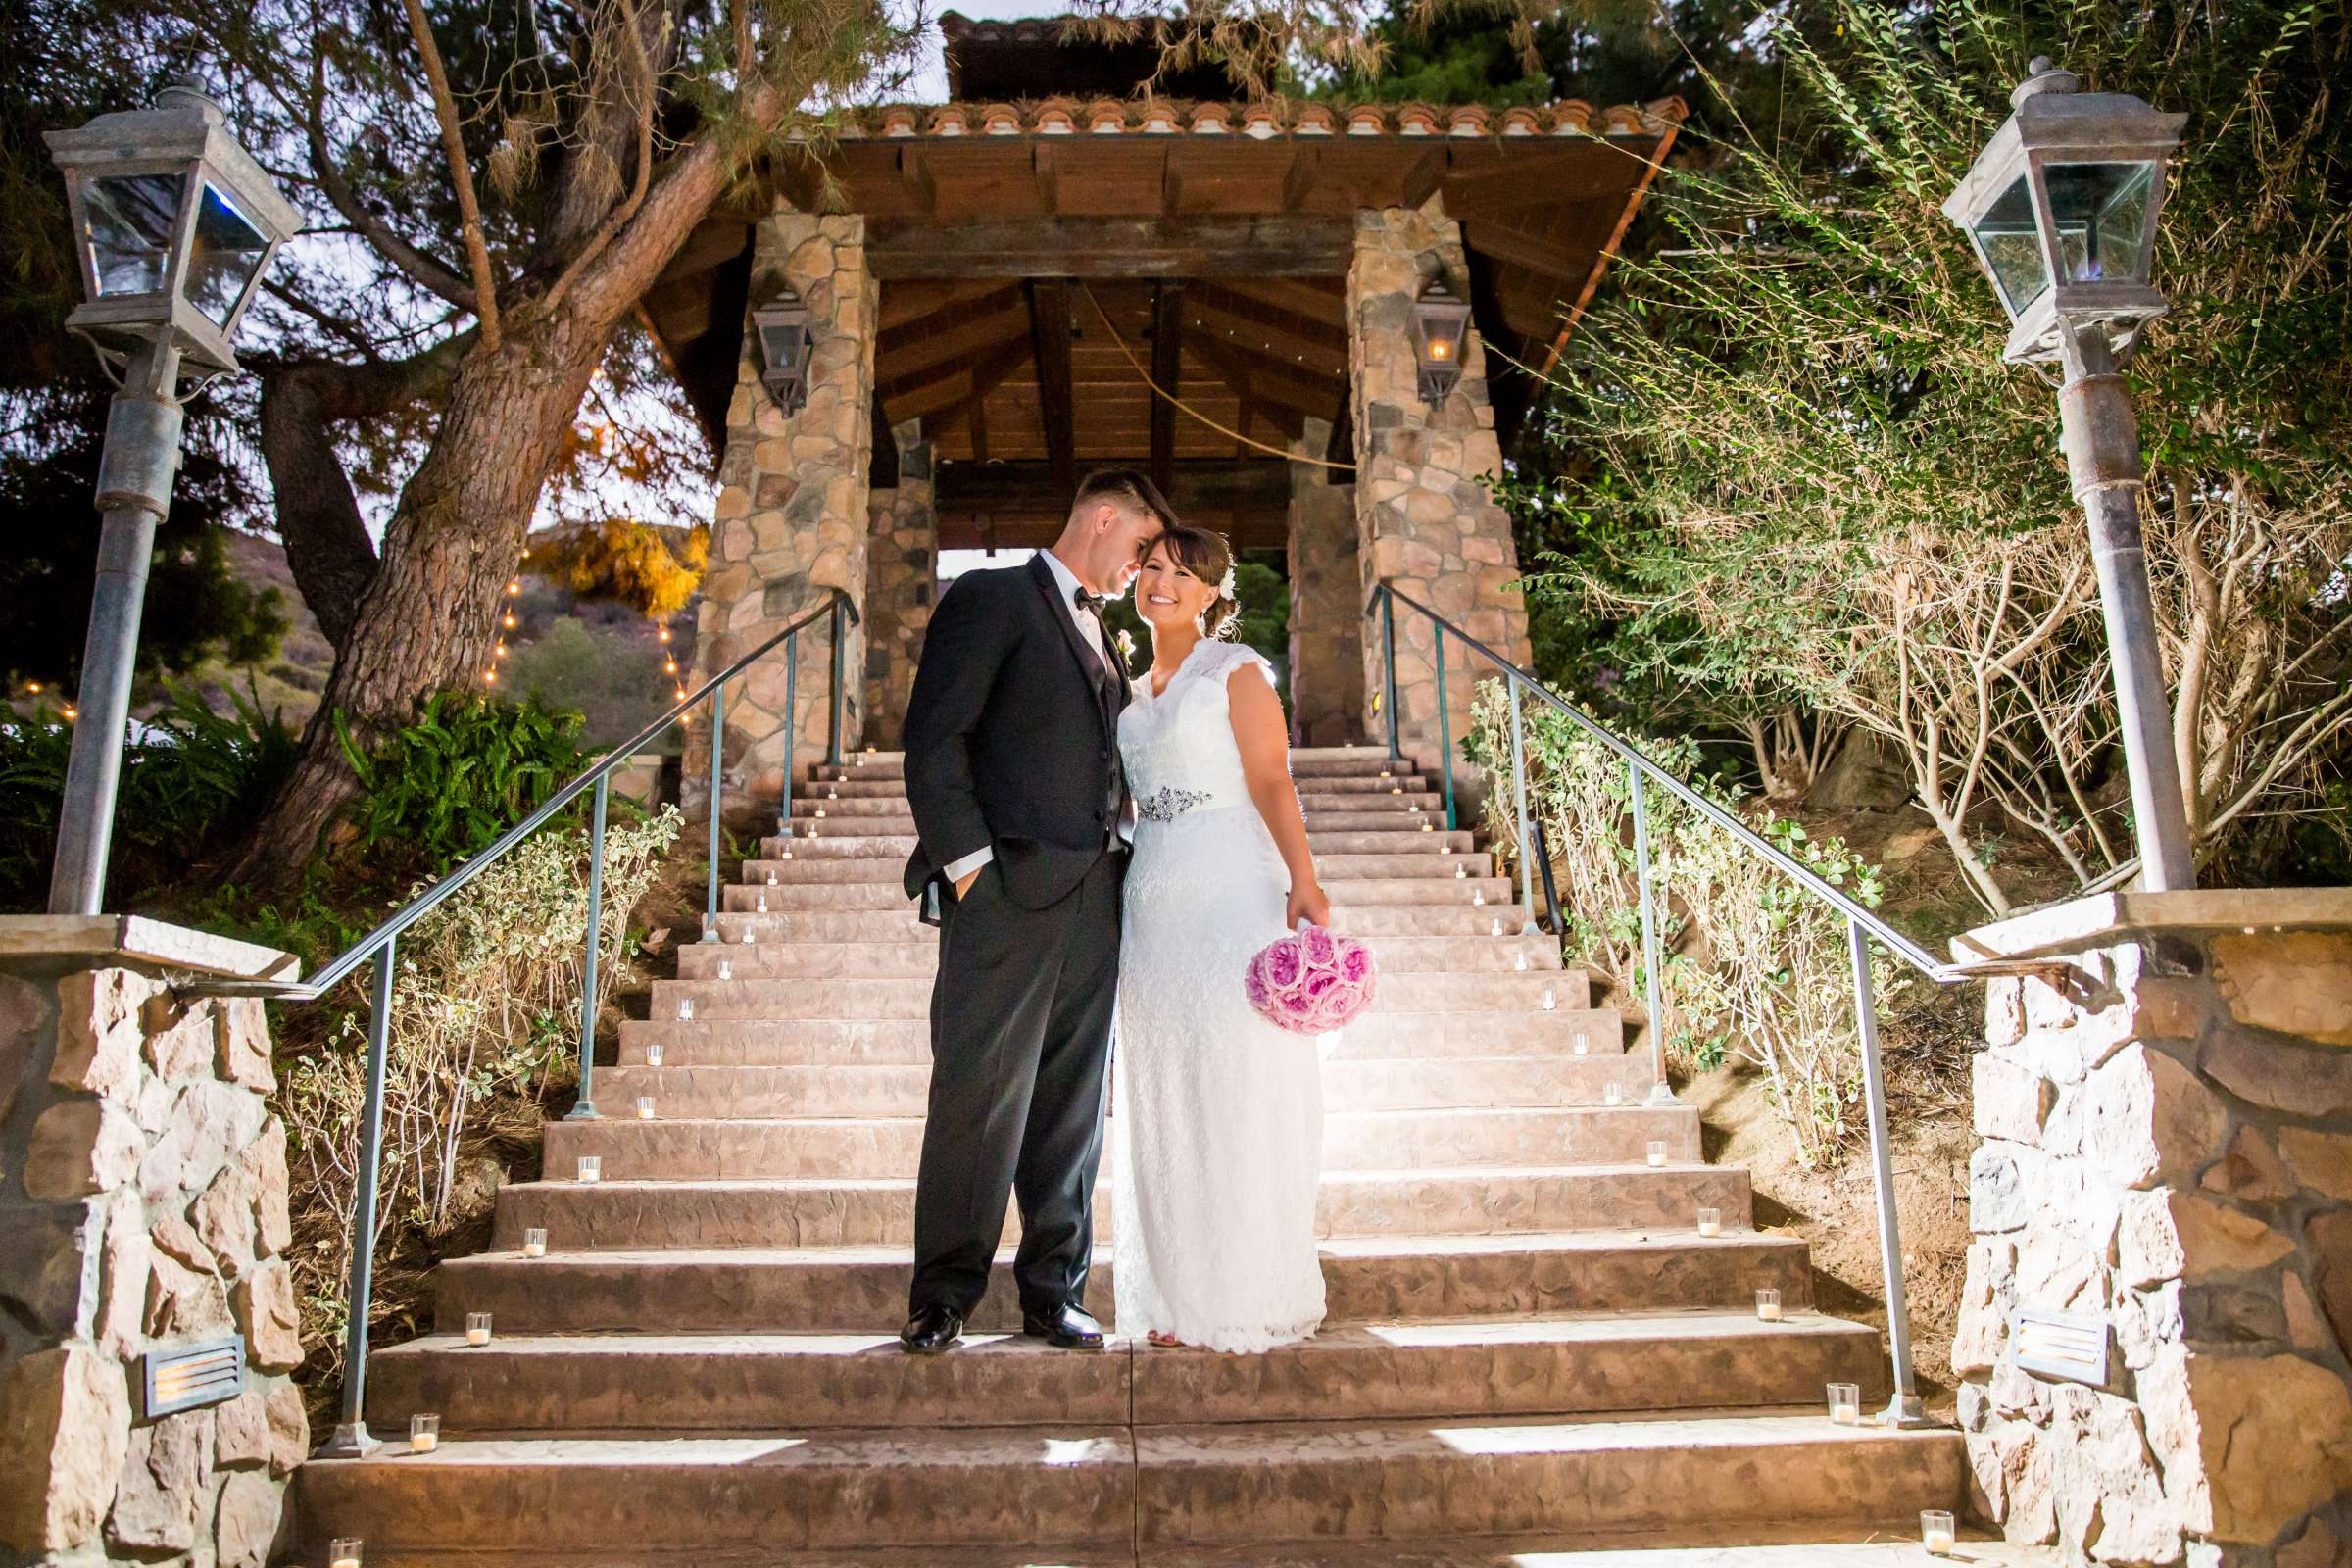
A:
[1302,970,1340,1002]
[1337,943,1372,984]
[1263,940,1303,989]
[1298,925,1338,969]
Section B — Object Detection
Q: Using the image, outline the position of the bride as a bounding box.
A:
[1113,523,1332,1352]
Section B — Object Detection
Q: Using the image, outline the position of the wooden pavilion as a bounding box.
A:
[644,13,1682,790]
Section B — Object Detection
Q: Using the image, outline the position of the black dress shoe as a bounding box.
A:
[1022,1301,1106,1350]
[899,1305,964,1354]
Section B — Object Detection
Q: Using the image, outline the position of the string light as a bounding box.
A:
[62,704,78,720]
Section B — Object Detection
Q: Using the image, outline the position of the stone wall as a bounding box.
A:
[1951,891,2352,1566]
[1345,200,1534,791]
[862,420,936,750]
[1285,416,1362,748]
[692,208,877,802]
[0,918,306,1568]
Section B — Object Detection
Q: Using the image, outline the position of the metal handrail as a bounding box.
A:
[1366,579,1953,1427]
[195,586,859,1459]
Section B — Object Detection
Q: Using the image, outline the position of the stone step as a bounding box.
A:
[488,1164,1753,1250]
[733,852,1496,886]
[433,1231,1819,1333]
[593,1054,1647,1120]
[298,1414,1961,1558]
[709,905,1546,943]
[672,933,1564,980]
[745,830,1486,860]
[807,750,1412,786]
[646,970,1592,1020]
[1129,1412,1965,1547]
[295,1427,1136,1557]
[719,878,1515,911]
[618,1010,1625,1067]
[363,1312,1886,1434]
[770,808,1460,840]
[540,1103,1697,1182]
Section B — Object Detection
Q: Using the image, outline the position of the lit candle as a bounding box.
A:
[576,1156,602,1185]
[806,823,819,839]
[636,1096,656,1121]
[1604,1082,1623,1106]
[409,1413,440,1454]
[756,893,768,913]
[1921,1510,1956,1555]
[645,1043,664,1067]
[766,869,777,886]
[826,788,837,800]
[522,1227,547,1258]
[1696,1206,1722,1238]
[1454,864,1467,879]
[1490,918,1503,936]
[1541,988,1556,1011]
[782,848,794,859]
[1573,1031,1589,1056]
[718,960,731,981]
[466,1312,493,1347]
[814,808,827,819]
[1826,1382,1860,1425]
[1473,892,1487,906]
[741,927,756,944]
[678,998,695,1021]
[1391,785,1402,796]
[1514,952,1528,971]
[1755,1288,1782,1322]
[1645,1140,1666,1168]
[1421,820,1434,832]
[330,1538,364,1568]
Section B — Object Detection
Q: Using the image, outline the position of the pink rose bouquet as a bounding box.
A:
[1246,922,1378,1036]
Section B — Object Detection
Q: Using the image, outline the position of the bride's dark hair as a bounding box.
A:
[1142,524,1240,640]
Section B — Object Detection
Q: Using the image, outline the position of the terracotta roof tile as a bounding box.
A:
[1396,103,1440,136]
[1446,105,1491,137]
[1293,103,1337,136]
[1499,106,1544,136]
[855,97,1680,141]
[930,105,971,135]
[1189,103,1232,133]
[1085,98,1129,132]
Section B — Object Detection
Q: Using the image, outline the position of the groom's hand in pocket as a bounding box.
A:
[954,867,982,901]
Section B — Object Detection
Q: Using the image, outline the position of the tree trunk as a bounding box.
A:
[229,313,616,888]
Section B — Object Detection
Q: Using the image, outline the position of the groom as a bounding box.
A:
[896,468,1172,1354]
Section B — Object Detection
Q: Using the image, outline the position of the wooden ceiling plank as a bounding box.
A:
[1186,297,1348,379]
[1190,280,1348,354]
[864,216,1353,278]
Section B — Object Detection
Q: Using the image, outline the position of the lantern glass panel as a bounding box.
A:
[758,318,807,368]
[82,172,189,298]
[185,182,271,325]
[2044,161,2155,285]
[1970,172,2050,316]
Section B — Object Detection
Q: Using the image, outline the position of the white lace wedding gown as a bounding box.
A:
[1112,638,1328,1352]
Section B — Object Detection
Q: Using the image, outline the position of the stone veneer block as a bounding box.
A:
[1949,889,2352,1566]
[1286,417,1363,746]
[1346,201,1534,796]
[0,916,303,1562]
[861,420,935,748]
[692,206,879,802]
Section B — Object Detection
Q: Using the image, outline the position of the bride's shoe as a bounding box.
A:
[1146,1331,1185,1348]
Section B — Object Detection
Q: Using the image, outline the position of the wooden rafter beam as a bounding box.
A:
[863,217,1354,278]
[1538,125,1681,378]
[876,287,1027,378]
[1190,281,1348,363]
[887,333,1033,421]
[1028,277,1076,496]
[1150,280,1185,494]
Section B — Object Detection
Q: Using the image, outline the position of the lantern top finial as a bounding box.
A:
[154,76,228,126]
[2012,57,2080,108]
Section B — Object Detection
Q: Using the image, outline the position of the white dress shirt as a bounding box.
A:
[941,550,1112,887]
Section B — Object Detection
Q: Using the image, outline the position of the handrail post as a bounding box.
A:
[320,936,396,1458]
[1629,764,1678,1105]
[1506,680,1536,937]
[702,677,725,942]
[1847,915,1930,1427]
[827,596,847,767]
[565,775,609,1121]
[1433,628,1455,833]
[1379,590,1401,762]
[777,630,799,837]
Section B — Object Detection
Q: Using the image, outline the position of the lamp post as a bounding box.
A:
[42,78,300,914]
[1942,59,2196,891]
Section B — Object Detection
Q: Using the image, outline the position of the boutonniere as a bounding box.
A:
[1114,629,1137,669]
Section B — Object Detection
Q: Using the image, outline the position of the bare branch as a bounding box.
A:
[397,0,504,348]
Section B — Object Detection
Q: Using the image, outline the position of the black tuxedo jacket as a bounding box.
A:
[901,553,1131,912]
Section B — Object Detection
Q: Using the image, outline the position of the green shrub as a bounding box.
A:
[336,692,592,875]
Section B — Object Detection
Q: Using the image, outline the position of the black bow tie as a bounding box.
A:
[1073,586,1106,616]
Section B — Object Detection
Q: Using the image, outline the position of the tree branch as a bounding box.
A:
[541,0,660,318]
[302,40,478,313]
[398,0,504,348]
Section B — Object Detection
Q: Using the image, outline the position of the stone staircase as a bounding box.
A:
[297,746,1964,1563]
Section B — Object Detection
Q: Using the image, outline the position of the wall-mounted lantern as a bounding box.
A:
[1410,278,1474,403]
[753,288,814,413]
[1940,58,2182,365]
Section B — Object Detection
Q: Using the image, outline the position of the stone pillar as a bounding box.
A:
[1285,416,1361,747]
[862,419,936,750]
[0,918,307,1567]
[1346,200,1533,790]
[693,208,876,802]
[1951,890,2352,1567]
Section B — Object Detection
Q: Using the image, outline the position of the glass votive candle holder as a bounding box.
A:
[1603,1082,1623,1107]
[756,893,769,913]
[1540,988,1557,1011]
[635,1096,656,1121]
[1826,1382,1861,1425]
[645,1042,664,1067]
[1473,891,1487,906]
[409,1413,440,1453]
[1514,951,1528,970]
[1454,864,1467,879]
[521,1227,547,1258]
[741,927,757,944]
[465,1312,493,1347]
[575,1156,602,1185]
[330,1538,365,1568]
[1645,1140,1667,1168]
[1755,1287,1783,1321]
[1695,1206,1722,1238]
[1490,918,1503,936]
[677,997,695,1021]
[1921,1510,1956,1554]
[765,868,778,885]
[1573,1030,1590,1056]
[717,960,731,981]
